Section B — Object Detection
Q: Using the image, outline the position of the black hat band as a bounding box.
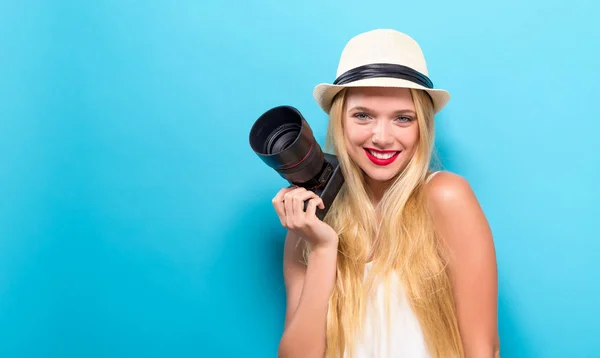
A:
[333,63,434,89]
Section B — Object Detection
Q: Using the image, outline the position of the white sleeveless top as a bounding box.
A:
[343,172,440,358]
[343,262,430,358]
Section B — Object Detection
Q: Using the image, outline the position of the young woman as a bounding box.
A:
[272,29,500,358]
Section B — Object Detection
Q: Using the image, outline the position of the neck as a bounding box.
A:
[365,176,394,208]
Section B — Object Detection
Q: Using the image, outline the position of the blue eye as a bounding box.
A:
[396,116,413,123]
[353,112,370,120]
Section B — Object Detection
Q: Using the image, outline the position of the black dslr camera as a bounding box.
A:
[249,105,345,220]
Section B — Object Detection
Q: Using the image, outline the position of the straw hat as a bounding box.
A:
[313,29,450,114]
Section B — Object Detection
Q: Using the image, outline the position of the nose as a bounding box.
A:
[372,120,393,147]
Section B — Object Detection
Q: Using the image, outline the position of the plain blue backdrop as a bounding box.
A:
[1,0,599,357]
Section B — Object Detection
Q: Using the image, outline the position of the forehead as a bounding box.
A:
[345,87,414,112]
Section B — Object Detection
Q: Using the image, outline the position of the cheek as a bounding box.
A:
[344,123,370,146]
[409,127,420,145]
[401,125,420,152]
[343,126,367,159]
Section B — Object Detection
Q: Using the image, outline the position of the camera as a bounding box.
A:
[249,105,345,220]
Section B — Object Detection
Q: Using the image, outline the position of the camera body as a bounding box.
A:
[249,105,345,220]
[301,152,344,220]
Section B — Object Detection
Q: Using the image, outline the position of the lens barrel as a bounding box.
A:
[249,106,326,187]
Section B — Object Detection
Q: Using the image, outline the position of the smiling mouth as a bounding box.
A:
[365,149,399,159]
[364,148,401,166]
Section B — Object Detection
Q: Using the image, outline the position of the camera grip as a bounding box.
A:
[303,199,310,212]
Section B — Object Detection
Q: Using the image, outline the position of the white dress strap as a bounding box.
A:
[426,170,441,183]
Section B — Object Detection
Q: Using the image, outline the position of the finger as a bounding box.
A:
[317,197,325,210]
[288,187,308,218]
[273,202,286,226]
[306,197,325,216]
[305,198,319,219]
[292,194,305,219]
[273,187,294,225]
[294,191,320,216]
[283,190,297,227]
[273,187,292,202]
[291,189,319,217]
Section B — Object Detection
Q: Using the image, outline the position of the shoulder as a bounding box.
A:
[424,170,493,253]
[425,170,474,204]
[424,171,499,354]
[424,170,482,216]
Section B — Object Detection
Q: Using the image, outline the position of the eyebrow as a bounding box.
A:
[348,106,416,116]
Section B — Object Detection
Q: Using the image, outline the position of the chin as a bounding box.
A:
[362,166,402,183]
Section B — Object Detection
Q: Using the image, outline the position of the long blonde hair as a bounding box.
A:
[306,88,464,357]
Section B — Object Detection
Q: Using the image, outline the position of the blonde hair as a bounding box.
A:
[305,88,464,357]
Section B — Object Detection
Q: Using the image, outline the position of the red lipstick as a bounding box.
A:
[364,148,400,166]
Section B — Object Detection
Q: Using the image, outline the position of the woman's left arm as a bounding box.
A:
[426,172,500,358]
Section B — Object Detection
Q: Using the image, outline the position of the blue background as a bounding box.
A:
[1,1,598,357]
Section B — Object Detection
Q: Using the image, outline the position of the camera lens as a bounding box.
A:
[249,106,326,187]
[264,122,301,155]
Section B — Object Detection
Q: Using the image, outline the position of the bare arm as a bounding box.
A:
[426,172,501,358]
[281,230,306,330]
[278,230,338,358]
[271,186,339,358]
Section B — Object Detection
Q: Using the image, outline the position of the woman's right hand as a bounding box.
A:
[272,186,339,251]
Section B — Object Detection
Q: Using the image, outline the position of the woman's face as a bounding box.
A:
[343,87,420,185]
